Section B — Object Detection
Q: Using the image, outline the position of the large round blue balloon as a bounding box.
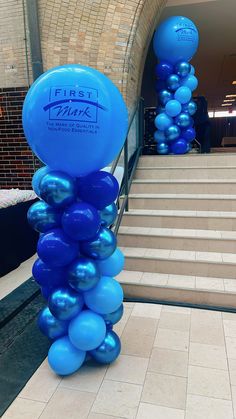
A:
[38,307,68,340]
[48,336,86,376]
[154,130,166,143]
[37,228,79,267]
[102,304,124,327]
[157,142,169,154]
[182,100,197,116]
[166,74,180,91]
[155,62,173,80]
[165,125,181,142]
[181,75,198,91]
[69,309,106,351]
[32,258,66,288]
[158,89,173,106]
[153,16,199,64]
[39,171,76,209]
[90,330,121,364]
[175,113,193,128]
[27,201,61,233]
[175,61,191,78]
[182,127,196,142]
[77,171,119,210]
[174,86,192,104]
[171,138,188,154]
[155,113,173,131]
[32,166,50,197]
[99,203,118,227]
[48,287,84,321]
[67,257,100,292]
[23,64,128,177]
[97,248,125,277]
[80,227,117,260]
[165,100,182,117]
[62,202,101,241]
[84,276,123,315]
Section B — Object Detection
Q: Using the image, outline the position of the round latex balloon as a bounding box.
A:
[90,330,121,364]
[62,202,101,241]
[165,125,181,142]
[48,287,84,321]
[77,171,119,210]
[190,65,195,75]
[22,64,128,177]
[80,227,117,260]
[175,61,191,78]
[67,257,100,292]
[38,307,68,340]
[157,142,169,154]
[154,130,166,143]
[32,258,66,288]
[37,228,79,267]
[27,201,61,233]
[39,171,76,209]
[174,86,192,104]
[166,74,180,91]
[153,16,199,64]
[155,62,173,80]
[171,138,188,154]
[32,166,50,197]
[165,100,182,117]
[97,248,125,277]
[84,276,123,315]
[182,100,197,115]
[158,89,173,106]
[154,113,173,131]
[182,127,196,142]
[181,75,198,91]
[69,309,106,351]
[175,113,193,128]
[102,304,124,327]
[99,203,117,227]
[41,286,54,300]
[48,336,86,376]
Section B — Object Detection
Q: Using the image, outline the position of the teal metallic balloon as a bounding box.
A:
[37,307,68,340]
[165,125,181,142]
[157,142,169,155]
[80,227,117,260]
[102,304,124,328]
[158,89,173,106]
[182,100,197,116]
[166,74,180,91]
[48,336,86,376]
[67,257,100,292]
[48,287,84,321]
[40,171,76,209]
[32,166,50,197]
[27,201,61,233]
[99,203,118,227]
[154,130,166,143]
[90,330,121,364]
[175,113,193,129]
[175,61,191,78]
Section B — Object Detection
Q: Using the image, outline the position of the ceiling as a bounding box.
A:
[142,0,236,111]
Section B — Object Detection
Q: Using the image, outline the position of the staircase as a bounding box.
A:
[118,154,236,310]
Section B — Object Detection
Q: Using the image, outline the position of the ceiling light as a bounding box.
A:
[226,95,236,98]
[224,99,235,102]
[232,81,236,85]
[221,103,230,106]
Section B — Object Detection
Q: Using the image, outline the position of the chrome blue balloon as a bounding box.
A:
[155,62,173,80]
[165,100,182,117]
[175,113,193,129]
[32,166,50,197]
[99,202,118,227]
[27,201,61,233]
[155,113,173,131]
[174,86,192,104]
[154,130,166,143]
[69,309,106,351]
[102,304,124,327]
[182,127,196,142]
[90,330,121,364]
[165,125,181,142]
[48,336,86,376]
[49,287,84,321]
[67,257,100,292]
[80,227,117,260]
[77,171,119,210]
[84,276,124,315]
[175,61,191,78]
[97,248,124,277]
[166,74,180,91]
[38,307,68,340]
[157,142,169,155]
[182,100,197,116]
[39,171,76,209]
[158,89,172,106]
[37,228,79,267]
[171,138,188,154]
[181,75,198,91]
[32,258,66,288]
[62,202,101,241]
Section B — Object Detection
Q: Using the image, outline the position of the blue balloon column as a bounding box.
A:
[23,64,128,375]
[153,16,199,155]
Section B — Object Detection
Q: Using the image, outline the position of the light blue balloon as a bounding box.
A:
[69,309,106,351]
[165,100,182,117]
[157,142,169,155]
[174,86,192,104]
[154,130,166,143]
[181,75,198,91]
[99,203,118,227]
[153,16,199,64]
[190,65,195,75]
[90,330,121,364]
[23,64,128,177]
[84,276,124,315]
[27,201,61,233]
[97,248,124,277]
[48,336,86,376]
[154,113,173,131]
[32,166,50,197]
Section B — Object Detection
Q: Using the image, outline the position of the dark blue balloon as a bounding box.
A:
[27,201,61,233]
[155,79,166,92]
[182,127,196,142]
[67,257,100,292]
[32,258,66,288]
[62,202,101,241]
[166,74,180,91]
[157,142,169,155]
[38,307,68,340]
[90,330,121,364]
[41,286,54,300]
[80,227,117,260]
[171,138,188,154]
[155,62,173,80]
[175,61,191,78]
[48,336,86,376]
[32,166,50,197]
[39,171,76,209]
[158,89,173,106]
[99,203,118,227]
[102,304,124,327]
[49,287,84,321]
[175,113,193,129]
[182,100,197,116]
[165,125,181,142]
[69,309,106,351]
[84,276,123,315]
[156,106,166,114]
[77,171,119,210]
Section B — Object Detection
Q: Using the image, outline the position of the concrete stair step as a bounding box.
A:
[121,246,236,279]
[118,226,236,253]
[138,154,236,168]
[131,179,236,194]
[135,167,236,179]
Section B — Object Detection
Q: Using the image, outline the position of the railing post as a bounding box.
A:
[138,98,144,149]
[124,139,129,211]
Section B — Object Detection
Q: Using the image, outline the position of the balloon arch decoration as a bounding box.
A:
[24,65,128,375]
[153,16,199,155]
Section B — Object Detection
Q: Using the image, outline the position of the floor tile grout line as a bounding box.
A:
[222,310,235,414]
[184,307,192,419]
